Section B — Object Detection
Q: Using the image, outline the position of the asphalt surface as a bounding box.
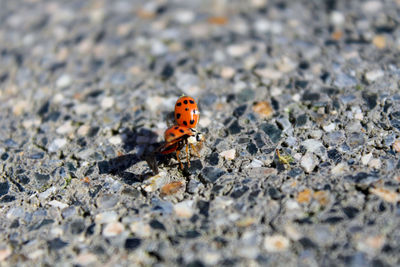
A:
[1,0,400,266]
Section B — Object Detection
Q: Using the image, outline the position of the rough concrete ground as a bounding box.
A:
[1,0,400,266]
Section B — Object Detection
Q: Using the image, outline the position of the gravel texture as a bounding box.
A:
[1,0,400,266]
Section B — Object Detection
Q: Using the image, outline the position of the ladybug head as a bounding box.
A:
[188,128,204,144]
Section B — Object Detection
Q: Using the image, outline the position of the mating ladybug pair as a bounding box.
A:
[158,96,204,169]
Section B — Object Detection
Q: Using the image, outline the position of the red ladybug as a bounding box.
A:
[174,96,200,128]
[158,125,204,169]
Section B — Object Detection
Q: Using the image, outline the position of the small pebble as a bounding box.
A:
[365,70,384,83]
[174,200,194,218]
[253,101,273,119]
[368,158,381,169]
[227,44,251,57]
[323,123,336,132]
[362,1,382,13]
[77,125,90,136]
[103,222,124,237]
[392,140,400,152]
[331,163,348,175]
[48,138,67,152]
[48,200,68,209]
[6,207,24,219]
[370,188,400,203]
[302,139,323,153]
[95,211,118,224]
[101,97,114,109]
[220,67,236,79]
[220,149,236,160]
[130,221,151,238]
[108,136,122,145]
[56,121,74,135]
[39,186,57,200]
[372,35,386,49]
[264,235,290,252]
[297,189,312,204]
[254,68,282,80]
[28,249,45,260]
[301,153,316,173]
[56,74,72,88]
[361,153,373,165]
[160,181,185,197]
[74,253,97,266]
[356,235,385,255]
[174,9,195,24]
[0,248,11,261]
[330,11,345,25]
[143,171,168,192]
[246,159,263,168]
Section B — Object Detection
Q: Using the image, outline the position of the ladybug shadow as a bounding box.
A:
[97,127,167,185]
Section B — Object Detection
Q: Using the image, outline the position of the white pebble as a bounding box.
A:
[74,253,98,266]
[255,68,283,80]
[143,171,168,192]
[6,207,24,219]
[95,211,118,224]
[331,163,348,176]
[368,158,381,169]
[151,40,168,56]
[254,19,271,33]
[48,200,68,209]
[300,153,316,173]
[130,221,151,238]
[56,74,72,88]
[102,222,124,237]
[301,139,323,153]
[220,67,236,79]
[309,130,323,139]
[101,97,114,109]
[361,153,373,165]
[77,125,90,136]
[247,159,263,168]
[109,135,122,145]
[56,121,74,135]
[264,235,290,252]
[330,11,345,25]
[39,186,57,200]
[49,138,67,152]
[365,70,384,82]
[0,248,12,261]
[174,9,195,24]
[220,149,236,160]
[362,1,382,13]
[323,123,336,132]
[174,200,194,219]
[227,44,251,57]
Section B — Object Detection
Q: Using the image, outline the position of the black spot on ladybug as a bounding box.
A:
[185,108,189,111]
[183,100,188,104]
[189,100,194,104]
[183,121,188,126]
[179,129,185,133]
[170,133,175,137]
[176,102,182,106]
[190,120,195,125]
[176,113,181,119]
[174,126,179,129]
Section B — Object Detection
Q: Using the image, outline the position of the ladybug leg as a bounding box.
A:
[185,143,190,168]
[176,149,184,169]
[190,143,200,158]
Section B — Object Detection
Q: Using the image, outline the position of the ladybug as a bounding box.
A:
[158,125,204,169]
[174,96,200,128]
